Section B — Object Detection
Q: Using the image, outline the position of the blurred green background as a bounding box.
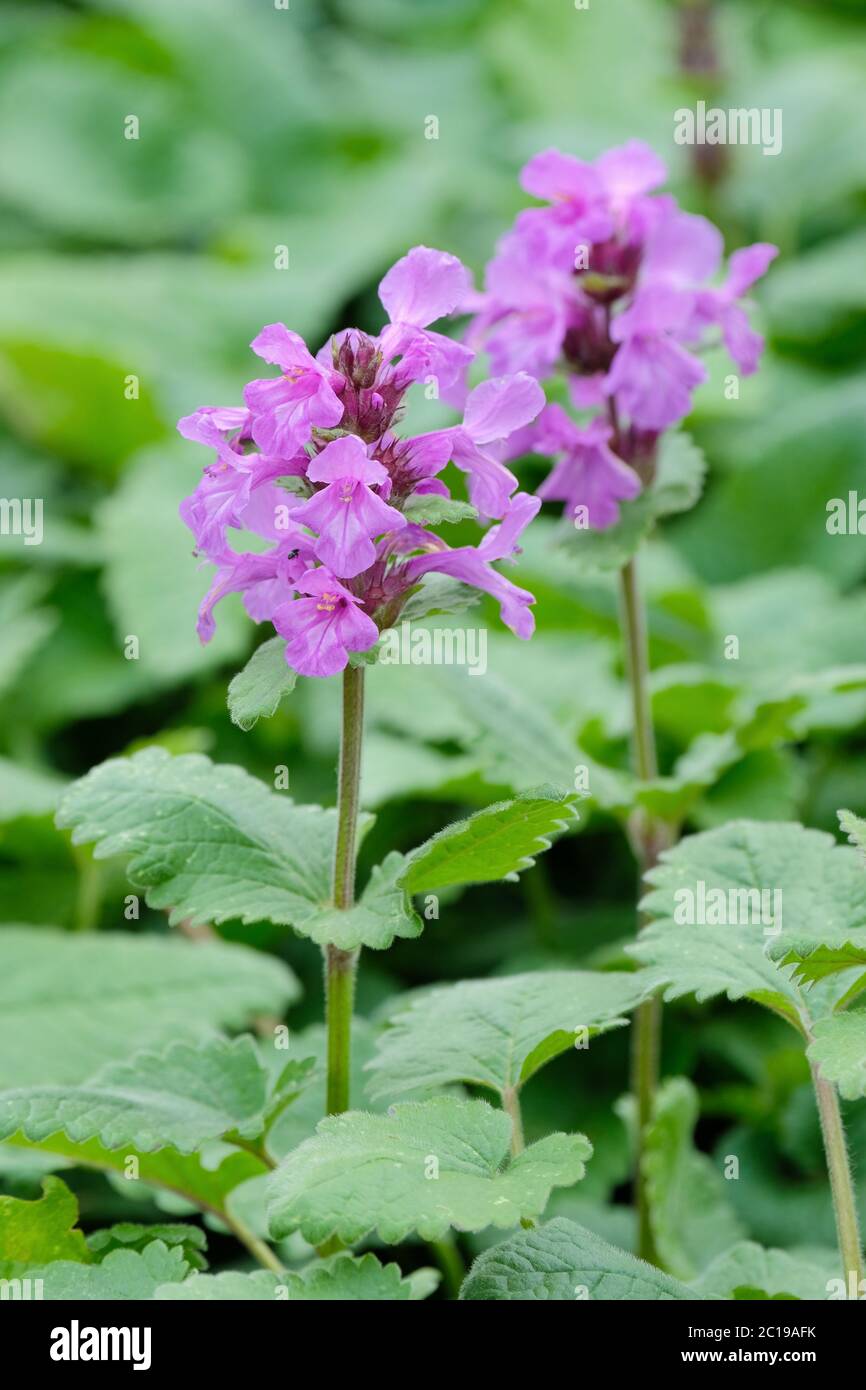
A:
[2,0,866,1258]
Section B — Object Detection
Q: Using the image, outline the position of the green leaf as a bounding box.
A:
[2,1131,264,1230]
[267,1097,591,1245]
[643,1078,745,1281]
[399,575,480,622]
[0,925,298,1087]
[560,432,706,574]
[28,1239,191,1300]
[632,821,866,1028]
[808,1011,866,1100]
[157,1252,430,1301]
[401,495,478,526]
[401,788,579,894]
[227,637,297,730]
[691,1242,840,1301]
[839,808,866,859]
[87,1222,208,1272]
[0,1036,270,1155]
[56,748,417,951]
[768,940,866,989]
[367,970,648,1101]
[298,851,421,951]
[0,1177,90,1275]
[460,1217,700,1301]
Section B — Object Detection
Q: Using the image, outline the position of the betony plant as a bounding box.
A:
[8,183,861,1304]
[176,245,549,1119]
[463,139,777,1262]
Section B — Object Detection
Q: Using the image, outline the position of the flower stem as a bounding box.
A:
[224,1213,285,1277]
[430,1236,465,1299]
[502,1085,525,1156]
[810,1059,864,1291]
[325,663,365,1116]
[618,555,664,1266]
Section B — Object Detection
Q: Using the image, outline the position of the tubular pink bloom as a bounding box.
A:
[536,407,640,530]
[403,492,540,639]
[244,324,345,455]
[594,141,668,208]
[417,373,545,520]
[196,544,312,643]
[521,149,602,205]
[378,245,473,328]
[292,436,406,578]
[177,406,252,467]
[272,569,379,679]
[695,242,780,374]
[179,439,307,561]
[605,333,708,432]
[377,246,474,393]
[463,373,547,445]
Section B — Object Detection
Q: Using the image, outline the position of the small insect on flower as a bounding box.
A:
[178,247,546,678]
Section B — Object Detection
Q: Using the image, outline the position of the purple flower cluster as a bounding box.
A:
[467,141,777,530]
[179,248,544,678]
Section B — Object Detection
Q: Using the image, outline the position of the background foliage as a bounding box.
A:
[1,0,866,1291]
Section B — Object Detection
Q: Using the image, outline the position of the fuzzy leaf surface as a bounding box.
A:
[227,637,297,730]
[460,1217,700,1300]
[401,789,579,894]
[267,1097,591,1245]
[0,1036,270,1154]
[367,970,648,1100]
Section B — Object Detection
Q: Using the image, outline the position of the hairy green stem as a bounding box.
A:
[431,1236,465,1299]
[325,663,365,1116]
[810,1060,864,1291]
[73,846,103,932]
[502,1085,525,1156]
[224,1213,285,1276]
[619,555,664,1266]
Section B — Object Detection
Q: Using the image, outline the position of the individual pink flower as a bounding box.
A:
[376,245,475,392]
[272,568,379,679]
[417,373,546,519]
[291,436,406,579]
[535,407,641,530]
[243,326,345,457]
[402,491,541,639]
